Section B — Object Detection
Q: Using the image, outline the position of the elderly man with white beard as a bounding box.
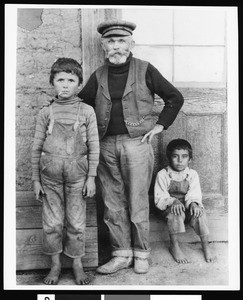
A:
[79,19,184,274]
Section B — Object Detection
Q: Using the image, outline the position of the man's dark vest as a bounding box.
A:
[95,57,156,139]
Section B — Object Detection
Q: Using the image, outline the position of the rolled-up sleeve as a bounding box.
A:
[184,170,203,209]
[154,169,176,211]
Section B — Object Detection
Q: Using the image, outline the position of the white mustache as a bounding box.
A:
[107,49,129,57]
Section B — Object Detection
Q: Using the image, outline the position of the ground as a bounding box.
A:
[16,241,228,287]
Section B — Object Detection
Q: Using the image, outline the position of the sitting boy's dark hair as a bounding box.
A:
[166,139,193,160]
[49,57,83,85]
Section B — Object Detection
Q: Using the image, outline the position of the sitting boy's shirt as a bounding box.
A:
[154,166,203,211]
[31,97,99,181]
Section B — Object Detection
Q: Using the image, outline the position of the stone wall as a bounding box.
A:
[16,9,82,190]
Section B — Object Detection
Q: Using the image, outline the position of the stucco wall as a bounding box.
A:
[16,9,82,190]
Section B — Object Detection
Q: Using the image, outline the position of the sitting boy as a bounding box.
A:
[31,57,100,284]
[154,139,216,263]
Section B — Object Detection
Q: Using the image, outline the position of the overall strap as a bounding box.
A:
[47,105,55,135]
[166,167,173,179]
[73,102,81,131]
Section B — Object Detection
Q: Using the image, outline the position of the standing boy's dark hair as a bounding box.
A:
[49,57,83,85]
[166,139,193,160]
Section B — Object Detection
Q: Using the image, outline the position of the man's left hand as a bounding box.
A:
[141,124,164,143]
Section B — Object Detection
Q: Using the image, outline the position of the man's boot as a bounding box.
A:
[96,256,133,274]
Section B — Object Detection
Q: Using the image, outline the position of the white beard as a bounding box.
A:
[105,48,130,64]
[108,54,128,64]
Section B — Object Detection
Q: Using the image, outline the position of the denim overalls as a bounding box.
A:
[40,103,89,258]
[162,175,209,237]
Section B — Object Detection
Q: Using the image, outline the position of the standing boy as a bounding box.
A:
[31,58,99,285]
[154,139,216,263]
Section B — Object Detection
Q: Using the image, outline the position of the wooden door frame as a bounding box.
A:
[81,8,122,85]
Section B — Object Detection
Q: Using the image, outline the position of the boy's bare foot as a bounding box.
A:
[169,244,190,264]
[72,258,91,285]
[43,265,61,285]
[43,254,61,285]
[202,240,217,263]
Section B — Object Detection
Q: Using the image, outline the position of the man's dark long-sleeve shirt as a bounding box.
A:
[79,53,184,135]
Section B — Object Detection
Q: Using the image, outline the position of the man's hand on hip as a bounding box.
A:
[141,124,164,143]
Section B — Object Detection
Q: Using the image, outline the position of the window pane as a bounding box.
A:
[174,9,225,45]
[174,46,225,82]
[122,8,173,45]
[133,45,173,81]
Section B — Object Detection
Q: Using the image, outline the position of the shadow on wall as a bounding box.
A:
[17,9,43,31]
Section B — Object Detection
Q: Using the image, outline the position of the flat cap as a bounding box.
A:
[97,19,136,37]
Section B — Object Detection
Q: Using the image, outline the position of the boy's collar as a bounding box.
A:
[53,96,81,105]
[167,166,190,175]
